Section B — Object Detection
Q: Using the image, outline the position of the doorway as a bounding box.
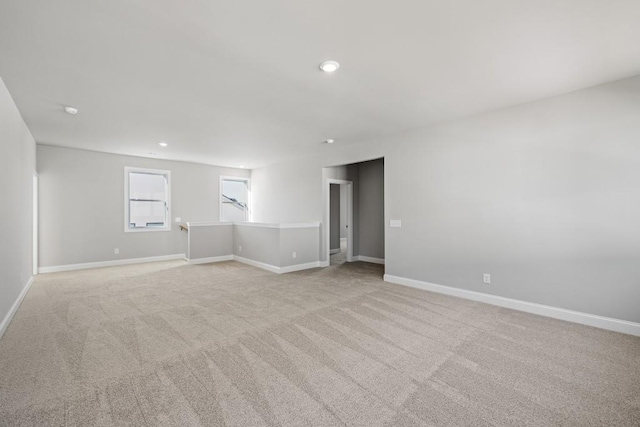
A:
[325,179,353,264]
[324,158,385,270]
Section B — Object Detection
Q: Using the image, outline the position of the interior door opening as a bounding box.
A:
[326,179,353,265]
[324,158,385,272]
[329,183,352,265]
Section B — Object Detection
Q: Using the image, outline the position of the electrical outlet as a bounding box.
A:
[292,251,297,259]
[483,273,491,284]
[238,245,242,252]
[174,217,181,223]
[114,248,120,254]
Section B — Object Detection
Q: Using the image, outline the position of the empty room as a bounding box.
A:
[1,1,639,426]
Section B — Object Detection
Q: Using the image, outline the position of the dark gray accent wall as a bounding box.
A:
[357,158,384,259]
[340,185,348,239]
[344,159,385,259]
[329,184,341,251]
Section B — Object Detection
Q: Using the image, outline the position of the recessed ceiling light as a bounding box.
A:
[324,139,335,144]
[319,60,340,73]
[64,106,78,115]
[158,142,168,147]
[239,165,245,168]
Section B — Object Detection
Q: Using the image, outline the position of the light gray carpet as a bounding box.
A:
[330,240,347,265]
[1,260,639,426]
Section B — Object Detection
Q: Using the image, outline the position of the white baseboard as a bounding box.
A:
[188,255,234,265]
[354,255,385,265]
[330,248,341,255]
[37,252,320,275]
[279,261,321,273]
[233,256,320,274]
[383,274,640,337]
[320,260,330,267]
[0,276,34,340]
[39,254,187,274]
[233,255,280,273]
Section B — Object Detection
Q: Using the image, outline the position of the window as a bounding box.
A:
[220,177,250,222]
[124,167,171,232]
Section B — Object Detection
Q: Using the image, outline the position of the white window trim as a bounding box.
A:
[124,166,172,233]
[219,175,251,222]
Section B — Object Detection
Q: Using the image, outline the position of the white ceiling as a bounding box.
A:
[1,0,640,169]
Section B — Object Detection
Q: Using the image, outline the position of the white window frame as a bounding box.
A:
[219,176,251,222]
[124,166,172,233]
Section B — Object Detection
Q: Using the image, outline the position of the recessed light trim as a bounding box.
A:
[319,60,340,73]
[324,139,335,144]
[64,106,78,115]
[158,142,168,147]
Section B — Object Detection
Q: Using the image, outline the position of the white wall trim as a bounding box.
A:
[234,221,320,229]
[279,261,321,273]
[188,255,234,264]
[232,256,320,274]
[233,255,280,273]
[355,256,385,264]
[278,222,321,229]
[37,252,320,275]
[39,254,186,274]
[184,220,319,229]
[0,276,34,340]
[330,248,341,255]
[187,221,233,227]
[383,274,640,337]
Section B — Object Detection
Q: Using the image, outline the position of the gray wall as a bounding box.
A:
[251,75,640,323]
[188,224,233,260]
[346,164,360,257]
[233,225,280,266]
[0,76,36,329]
[37,145,249,267]
[356,159,384,259]
[329,184,341,251]
[340,186,348,239]
[233,224,319,267]
[279,228,320,267]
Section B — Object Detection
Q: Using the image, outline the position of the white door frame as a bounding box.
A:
[33,174,38,275]
[325,179,353,264]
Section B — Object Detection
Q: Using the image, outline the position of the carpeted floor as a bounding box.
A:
[1,260,639,426]
[330,240,347,266]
